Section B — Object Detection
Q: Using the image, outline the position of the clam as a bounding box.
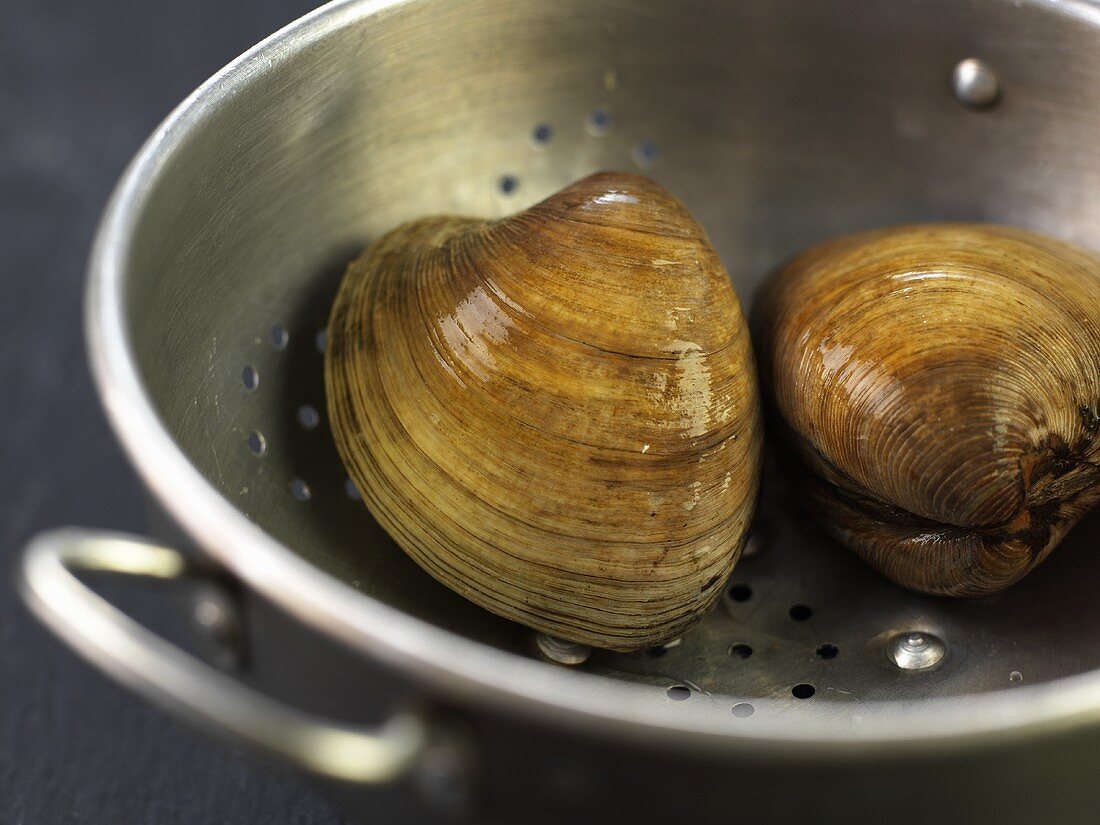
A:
[755,223,1100,596]
[326,172,762,650]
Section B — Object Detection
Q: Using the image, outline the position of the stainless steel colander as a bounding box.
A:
[20,0,1100,821]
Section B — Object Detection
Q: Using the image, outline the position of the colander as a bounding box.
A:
[20,0,1100,821]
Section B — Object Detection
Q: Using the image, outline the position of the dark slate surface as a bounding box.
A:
[0,2,356,822]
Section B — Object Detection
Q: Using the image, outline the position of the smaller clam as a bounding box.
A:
[327,172,762,650]
[755,224,1100,596]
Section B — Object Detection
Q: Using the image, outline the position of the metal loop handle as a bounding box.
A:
[19,528,428,784]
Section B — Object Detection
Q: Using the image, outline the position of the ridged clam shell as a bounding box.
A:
[326,172,762,650]
[755,224,1100,596]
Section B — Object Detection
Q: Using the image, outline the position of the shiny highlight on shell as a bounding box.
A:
[755,224,1100,596]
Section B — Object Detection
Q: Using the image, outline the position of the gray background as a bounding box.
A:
[1,1,354,821]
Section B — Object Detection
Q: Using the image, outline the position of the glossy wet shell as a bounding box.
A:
[755,224,1100,596]
[326,172,762,650]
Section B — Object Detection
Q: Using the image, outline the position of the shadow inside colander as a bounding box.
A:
[249,246,532,654]
[192,237,1100,706]
[238,245,1100,701]
[585,449,1100,704]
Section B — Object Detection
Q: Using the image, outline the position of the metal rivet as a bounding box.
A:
[888,631,946,670]
[193,592,243,668]
[1009,670,1023,683]
[194,599,228,631]
[536,634,591,666]
[951,58,1001,109]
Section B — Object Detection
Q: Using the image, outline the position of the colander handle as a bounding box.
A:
[18,528,429,785]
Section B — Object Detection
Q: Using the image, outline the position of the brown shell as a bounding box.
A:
[755,223,1100,596]
[326,172,762,650]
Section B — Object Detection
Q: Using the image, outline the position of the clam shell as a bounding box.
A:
[326,172,762,650]
[755,224,1100,596]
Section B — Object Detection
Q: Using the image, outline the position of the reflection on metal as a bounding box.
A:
[537,633,592,666]
[193,587,244,670]
[19,529,429,784]
[888,632,947,671]
[952,58,1001,109]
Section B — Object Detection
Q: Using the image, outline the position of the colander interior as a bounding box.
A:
[119,0,1100,721]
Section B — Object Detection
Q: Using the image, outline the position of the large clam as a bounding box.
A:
[326,172,762,650]
[755,223,1100,596]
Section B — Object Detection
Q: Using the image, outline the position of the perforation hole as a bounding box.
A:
[816,644,839,660]
[290,479,312,502]
[588,109,611,135]
[297,404,320,430]
[789,604,813,621]
[728,643,753,660]
[666,685,691,701]
[247,431,267,456]
[728,584,752,602]
[632,140,660,168]
[792,683,816,700]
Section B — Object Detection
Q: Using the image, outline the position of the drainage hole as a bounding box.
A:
[728,583,752,602]
[815,643,839,660]
[247,431,267,456]
[632,140,660,168]
[297,404,321,430]
[290,478,312,501]
[791,683,816,700]
[588,108,611,135]
[728,643,753,660]
[788,604,813,621]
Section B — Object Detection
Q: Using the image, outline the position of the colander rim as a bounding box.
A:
[85,0,1100,755]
